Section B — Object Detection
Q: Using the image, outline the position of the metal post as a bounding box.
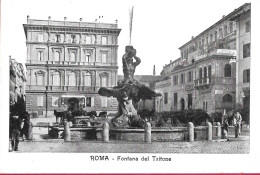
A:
[64,121,71,141]
[188,122,194,142]
[216,122,221,138]
[207,122,212,141]
[102,122,109,142]
[144,122,151,143]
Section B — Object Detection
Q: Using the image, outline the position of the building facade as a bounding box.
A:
[24,17,121,117]
[155,3,250,115]
[230,4,251,113]
[10,56,26,109]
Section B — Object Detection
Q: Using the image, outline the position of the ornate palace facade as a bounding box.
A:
[155,3,250,114]
[24,17,121,117]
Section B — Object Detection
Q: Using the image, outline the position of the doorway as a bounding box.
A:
[180,98,185,111]
[68,98,79,111]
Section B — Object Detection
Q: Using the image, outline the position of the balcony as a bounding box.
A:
[194,77,236,89]
[26,85,100,92]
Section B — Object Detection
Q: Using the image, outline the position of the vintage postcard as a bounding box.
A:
[1,0,260,173]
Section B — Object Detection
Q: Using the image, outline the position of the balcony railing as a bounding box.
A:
[26,85,101,92]
[185,83,194,91]
[194,77,236,87]
[26,60,117,66]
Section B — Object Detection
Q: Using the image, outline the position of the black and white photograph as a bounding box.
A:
[0,0,260,173]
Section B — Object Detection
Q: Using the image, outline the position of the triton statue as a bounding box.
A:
[98,7,160,127]
[98,46,161,128]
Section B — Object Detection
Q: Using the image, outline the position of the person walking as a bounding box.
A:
[10,115,23,151]
[236,110,242,135]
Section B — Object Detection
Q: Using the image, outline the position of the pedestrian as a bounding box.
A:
[223,118,229,133]
[10,115,23,151]
[21,112,30,140]
[236,110,242,135]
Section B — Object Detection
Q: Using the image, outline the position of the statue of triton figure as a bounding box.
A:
[98,46,161,128]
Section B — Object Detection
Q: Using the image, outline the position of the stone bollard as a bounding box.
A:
[144,122,152,143]
[48,122,53,135]
[216,122,221,138]
[207,122,212,141]
[188,122,194,142]
[102,122,109,142]
[56,117,61,124]
[64,121,71,141]
[27,122,33,140]
[221,127,228,139]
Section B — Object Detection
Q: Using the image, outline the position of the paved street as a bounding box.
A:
[10,128,249,154]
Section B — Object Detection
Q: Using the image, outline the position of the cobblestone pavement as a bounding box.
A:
[10,129,249,154]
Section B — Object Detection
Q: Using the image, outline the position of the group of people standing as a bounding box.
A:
[222,110,243,137]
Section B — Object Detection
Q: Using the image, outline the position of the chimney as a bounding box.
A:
[191,36,194,40]
[222,15,225,18]
[48,16,51,20]
[80,18,83,22]
[153,65,156,76]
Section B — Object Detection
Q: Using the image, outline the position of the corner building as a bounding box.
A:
[155,3,250,114]
[24,17,121,117]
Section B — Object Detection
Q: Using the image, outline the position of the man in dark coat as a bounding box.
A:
[10,115,22,151]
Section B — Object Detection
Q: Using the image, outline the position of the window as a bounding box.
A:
[229,22,233,33]
[56,35,61,43]
[71,35,76,43]
[188,71,192,82]
[52,72,60,86]
[70,52,76,62]
[36,74,44,85]
[101,36,107,45]
[208,65,212,83]
[199,68,203,84]
[224,64,231,77]
[192,59,195,64]
[38,51,43,61]
[52,96,59,107]
[84,72,92,86]
[37,96,44,107]
[210,34,213,43]
[224,25,228,36]
[86,36,92,44]
[173,75,178,85]
[181,73,185,84]
[243,43,250,58]
[85,53,91,62]
[219,28,223,39]
[174,93,178,108]
[214,31,217,41]
[38,34,43,42]
[101,76,108,87]
[203,101,208,111]
[68,72,76,86]
[188,94,192,109]
[86,97,91,107]
[54,51,60,61]
[101,96,107,107]
[245,21,251,33]
[164,92,168,104]
[101,53,107,63]
[243,69,250,83]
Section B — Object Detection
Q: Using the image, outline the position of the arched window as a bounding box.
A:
[84,72,92,86]
[199,68,203,84]
[68,72,76,86]
[35,71,45,86]
[208,65,212,83]
[54,52,60,61]
[224,64,231,77]
[52,72,60,86]
[100,72,109,87]
[204,66,207,83]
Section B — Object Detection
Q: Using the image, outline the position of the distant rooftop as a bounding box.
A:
[117,75,166,83]
[26,16,118,29]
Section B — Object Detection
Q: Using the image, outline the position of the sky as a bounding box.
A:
[1,0,251,76]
